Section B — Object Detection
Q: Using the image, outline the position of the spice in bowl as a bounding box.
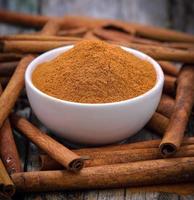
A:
[32,40,156,103]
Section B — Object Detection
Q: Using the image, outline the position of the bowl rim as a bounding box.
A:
[25,44,164,107]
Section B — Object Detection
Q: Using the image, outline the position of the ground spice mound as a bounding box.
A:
[32,40,156,103]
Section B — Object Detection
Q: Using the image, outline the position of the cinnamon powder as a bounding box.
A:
[32,40,156,103]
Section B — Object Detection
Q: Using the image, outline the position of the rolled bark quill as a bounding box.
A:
[93,28,159,45]
[160,65,194,157]
[0,40,77,54]
[146,112,169,136]
[129,23,194,42]
[0,9,50,28]
[39,20,62,36]
[83,31,100,40]
[39,144,194,171]
[87,138,194,155]
[0,61,18,76]
[2,40,194,63]
[70,16,194,42]
[53,16,136,33]
[157,94,175,118]
[11,115,84,172]
[58,27,88,37]
[163,74,176,95]
[0,10,105,30]
[147,95,175,135]
[94,28,194,50]
[0,53,23,62]
[0,83,22,174]
[38,137,194,176]
[111,41,194,63]
[0,55,34,127]
[164,42,194,50]
[129,44,194,63]
[43,136,194,156]
[1,9,194,43]
[158,61,180,77]
[12,157,194,192]
[0,35,81,42]
[0,159,15,197]
[0,119,22,174]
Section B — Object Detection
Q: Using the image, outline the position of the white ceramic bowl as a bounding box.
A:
[25,45,164,145]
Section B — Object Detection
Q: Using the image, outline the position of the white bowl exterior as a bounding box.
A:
[25,46,164,145]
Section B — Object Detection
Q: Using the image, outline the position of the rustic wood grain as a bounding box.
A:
[158,193,179,200]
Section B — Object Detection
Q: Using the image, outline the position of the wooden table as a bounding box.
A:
[0,0,194,199]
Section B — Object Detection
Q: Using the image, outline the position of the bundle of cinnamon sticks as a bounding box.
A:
[0,9,194,197]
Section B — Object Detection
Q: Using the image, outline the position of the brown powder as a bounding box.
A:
[32,40,156,103]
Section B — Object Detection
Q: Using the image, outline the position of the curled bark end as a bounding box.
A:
[68,158,84,172]
[160,143,177,157]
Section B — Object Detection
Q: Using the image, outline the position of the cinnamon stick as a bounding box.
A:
[11,115,84,172]
[146,112,168,136]
[0,35,81,42]
[2,39,194,63]
[39,20,62,36]
[0,84,22,174]
[93,28,159,45]
[160,65,194,157]
[98,20,136,34]
[164,42,194,50]
[0,9,50,28]
[0,10,99,30]
[83,31,100,40]
[130,43,194,63]
[12,157,194,192]
[0,40,77,53]
[163,74,176,95]
[0,118,22,174]
[0,55,34,127]
[129,23,194,42]
[62,137,194,154]
[158,61,180,76]
[0,159,15,196]
[0,61,18,76]
[0,53,23,62]
[39,144,194,171]
[112,41,194,63]
[1,9,194,43]
[93,28,194,50]
[60,15,103,30]
[157,94,175,118]
[58,27,88,37]
[1,38,193,63]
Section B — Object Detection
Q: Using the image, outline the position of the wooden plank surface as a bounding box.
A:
[0,0,194,199]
